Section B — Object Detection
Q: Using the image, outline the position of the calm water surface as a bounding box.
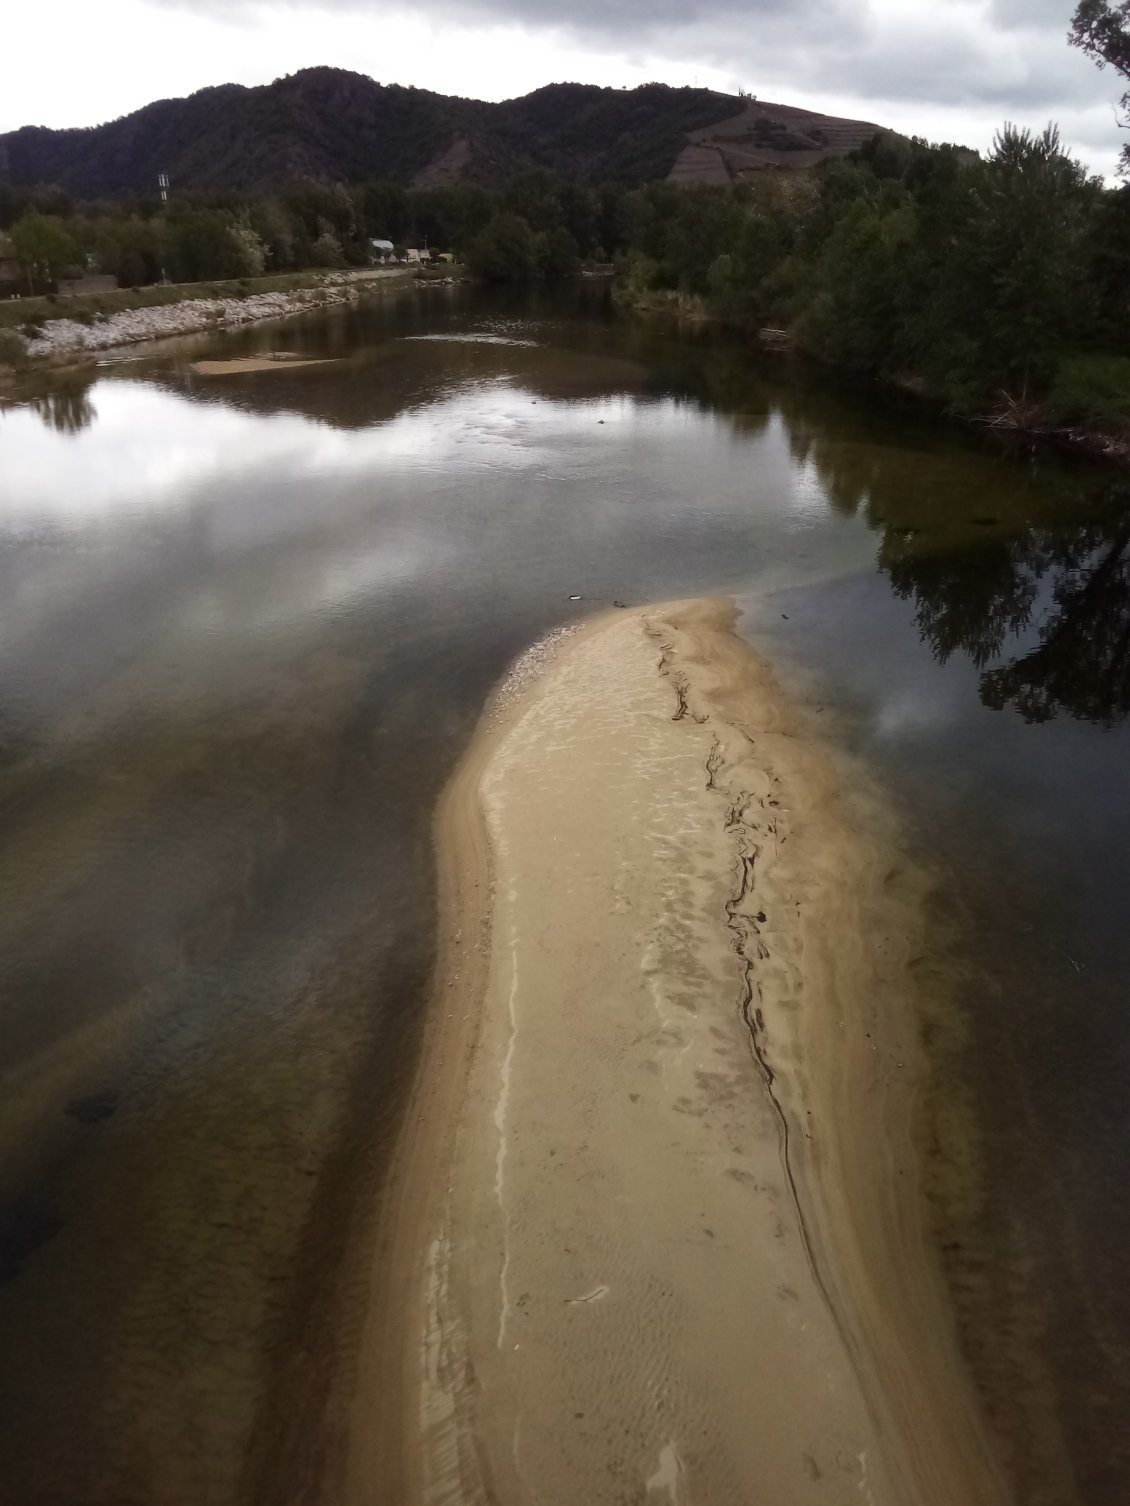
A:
[1,285,1127,1506]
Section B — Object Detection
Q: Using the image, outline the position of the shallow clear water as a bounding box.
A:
[0,284,1127,1505]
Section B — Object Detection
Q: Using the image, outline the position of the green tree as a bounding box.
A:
[165,208,262,282]
[896,127,1096,402]
[802,190,916,370]
[248,199,299,270]
[9,212,81,291]
[286,179,361,260]
[0,183,32,232]
[503,169,562,231]
[82,214,164,287]
[985,126,1094,389]
[557,182,600,255]
[706,252,737,311]
[539,226,580,279]
[354,180,410,243]
[1086,183,1130,342]
[309,229,345,268]
[465,213,540,281]
[1071,1,1130,170]
[230,222,267,277]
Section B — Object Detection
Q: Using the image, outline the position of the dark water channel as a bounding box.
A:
[0,285,1127,1506]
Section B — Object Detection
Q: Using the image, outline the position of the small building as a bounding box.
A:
[369,238,395,264]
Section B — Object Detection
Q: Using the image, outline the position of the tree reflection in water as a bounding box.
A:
[778,392,1130,728]
[29,378,97,435]
[884,514,1130,726]
[132,294,1130,728]
[978,524,1130,723]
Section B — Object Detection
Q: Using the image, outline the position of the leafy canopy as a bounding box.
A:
[1071,1,1130,170]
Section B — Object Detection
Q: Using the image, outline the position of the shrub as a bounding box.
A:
[1046,354,1130,431]
[309,231,346,269]
[540,226,580,279]
[0,329,28,367]
[465,213,540,282]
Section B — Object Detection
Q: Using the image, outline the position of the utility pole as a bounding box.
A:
[158,174,169,284]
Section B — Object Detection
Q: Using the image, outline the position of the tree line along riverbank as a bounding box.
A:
[609,127,1130,454]
[3,126,1129,443]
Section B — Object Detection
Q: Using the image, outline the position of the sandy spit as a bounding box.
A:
[352,599,1010,1506]
[189,353,339,375]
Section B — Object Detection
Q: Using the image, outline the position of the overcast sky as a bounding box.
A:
[3,0,1124,177]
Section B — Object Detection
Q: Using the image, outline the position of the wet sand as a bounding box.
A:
[190,353,339,375]
[356,598,1009,1505]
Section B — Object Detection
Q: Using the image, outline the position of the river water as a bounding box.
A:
[0,285,1127,1506]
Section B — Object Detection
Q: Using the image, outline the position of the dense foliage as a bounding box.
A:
[0,168,617,292]
[616,126,1130,418]
[1071,0,1130,172]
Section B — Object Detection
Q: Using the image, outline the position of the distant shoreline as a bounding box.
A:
[357,598,1008,1506]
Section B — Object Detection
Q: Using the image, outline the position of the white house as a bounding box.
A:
[369,238,395,263]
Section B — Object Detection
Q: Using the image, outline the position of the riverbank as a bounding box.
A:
[613,285,1130,469]
[0,267,414,390]
[362,598,1008,1506]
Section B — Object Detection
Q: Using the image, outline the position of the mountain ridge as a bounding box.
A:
[0,68,888,198]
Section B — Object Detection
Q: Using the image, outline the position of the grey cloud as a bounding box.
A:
[989,0,1077,31]
[794,20,1100,109]
[144,0,1121,164]
[154,0,852,32]
[441,0,848,33]
[612,4,1102,116]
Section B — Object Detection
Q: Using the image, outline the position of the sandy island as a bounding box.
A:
[353,599,1009,1506]
[189,353,339,375]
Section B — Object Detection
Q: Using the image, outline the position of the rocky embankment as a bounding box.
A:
[7,270,412,367]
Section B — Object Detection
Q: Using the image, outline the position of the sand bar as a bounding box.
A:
[356,599,1009,1506]
[189,353,338,375]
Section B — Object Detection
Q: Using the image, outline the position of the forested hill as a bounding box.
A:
[0,69,885,197]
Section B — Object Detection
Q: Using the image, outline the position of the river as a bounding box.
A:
[0,283,1127,1506]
